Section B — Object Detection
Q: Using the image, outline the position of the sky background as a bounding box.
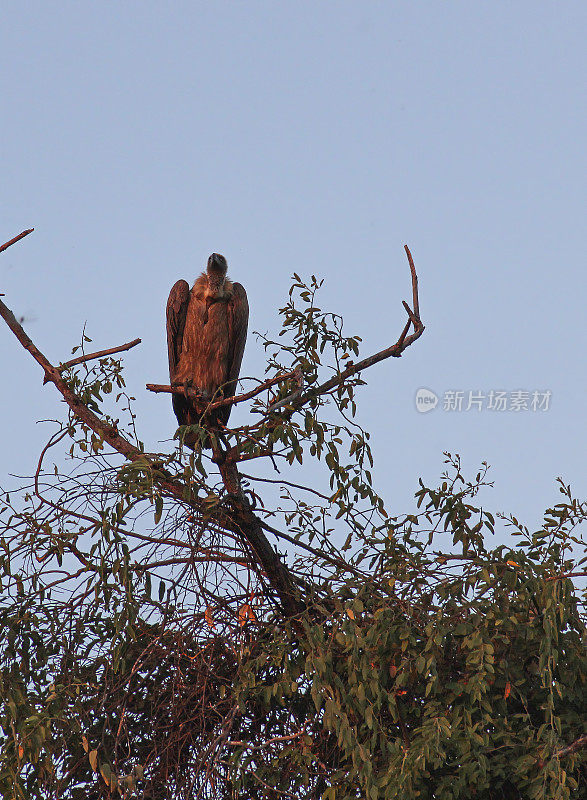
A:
[1,1,586,544]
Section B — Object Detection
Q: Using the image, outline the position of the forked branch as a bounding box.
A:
[289,244,424,411]
[146,369,301,412]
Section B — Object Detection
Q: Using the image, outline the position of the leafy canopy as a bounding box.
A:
[0,273,585,800]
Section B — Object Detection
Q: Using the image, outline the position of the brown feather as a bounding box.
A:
[220,282,249,425]
[166,280,191,425]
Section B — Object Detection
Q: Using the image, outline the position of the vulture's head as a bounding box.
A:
[204,254,229,312]
[207,253,228,280]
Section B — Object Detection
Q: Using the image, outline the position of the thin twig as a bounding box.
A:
[394,317,412,351]
[546,571,587,582]
[0,228,34,254]
[405,244,419,319]
[58,338,141,370]
[554,734,587,759]
[260,520,372,581]
[240,472,331,502]
[402,300,419,330]
[226,726,307,750]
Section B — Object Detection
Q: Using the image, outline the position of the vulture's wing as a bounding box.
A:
[166,279,190,425]
[220,282,249,425]
[166,279,190,380]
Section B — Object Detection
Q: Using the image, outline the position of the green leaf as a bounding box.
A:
[100,762,111,785]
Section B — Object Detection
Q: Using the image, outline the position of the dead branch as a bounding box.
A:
[0,228,34,254]
[405,244,420,318]
[58,337,141,370]
[146,383,199,396]
[288,244,424,409]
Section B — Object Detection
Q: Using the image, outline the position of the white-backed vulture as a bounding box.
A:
[166,253,248,447]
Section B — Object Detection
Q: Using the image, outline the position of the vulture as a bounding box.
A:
[166,253,248,448]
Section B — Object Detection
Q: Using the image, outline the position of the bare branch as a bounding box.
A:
[146,383,196,396]
[216,459,304,618]
[394,317,412,351]
[0,228,34,254]
[240,472,331,502]
[58,337,141,371]
[401,300,419,330]
[405,244,419,319]
[146,369,299,411]
[219,247,424,463]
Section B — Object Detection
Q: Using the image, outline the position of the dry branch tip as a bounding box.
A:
[0,228,34,254]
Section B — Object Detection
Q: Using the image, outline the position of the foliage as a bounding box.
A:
[0,275,585,800]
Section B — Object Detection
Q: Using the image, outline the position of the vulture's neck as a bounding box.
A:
[193,272,233,300]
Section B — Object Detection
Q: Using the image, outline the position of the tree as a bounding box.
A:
[0,228,585,800]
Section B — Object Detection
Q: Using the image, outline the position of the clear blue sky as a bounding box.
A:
[1,2,586,539]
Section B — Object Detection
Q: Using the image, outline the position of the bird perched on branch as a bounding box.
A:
[166,253,248,448]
